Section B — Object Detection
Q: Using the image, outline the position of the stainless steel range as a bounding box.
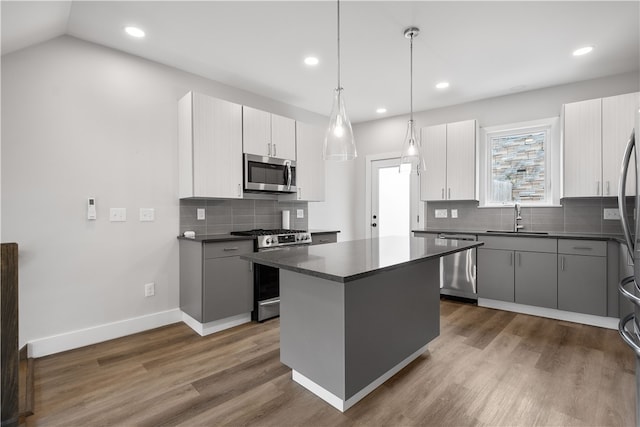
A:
[231,229,312,321]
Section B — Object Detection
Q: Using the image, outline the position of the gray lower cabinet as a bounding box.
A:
[477,248,514,302]
[180,239,253,323]
[558,255,607,316]
[514,251,557,309]
[311,232,338,245]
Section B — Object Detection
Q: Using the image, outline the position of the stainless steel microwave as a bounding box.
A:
[244,154,297,193]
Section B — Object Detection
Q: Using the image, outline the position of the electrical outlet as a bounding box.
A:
[144,282,155,297]
[197,208,205,220]
[435,209,448,218]
[603,208,621,220]
[140,208,155,222]
[109,208,126,222]
[297,209,304,219]
[451,209,458,218]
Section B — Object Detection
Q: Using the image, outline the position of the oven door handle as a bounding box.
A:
[259,299,280,306]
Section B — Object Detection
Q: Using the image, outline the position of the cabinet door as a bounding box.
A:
[602,92,639,197]
[477,248,514,302]
[446,120,476,200]
[243,106,271,156]
[514,251,557,309]
[203,257,253,323]
[420,124,447,201]
[271,114,296,160]
[558,254,606,316]
[191,93,243,199]
[296,122,325,201]
[564,98,602,197]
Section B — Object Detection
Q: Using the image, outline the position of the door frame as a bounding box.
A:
[365,152,424,239]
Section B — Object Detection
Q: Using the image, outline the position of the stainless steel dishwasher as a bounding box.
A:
[437,233,477,300]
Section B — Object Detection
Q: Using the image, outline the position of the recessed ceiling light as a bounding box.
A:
[304,56,319,66]
[573,46,593,56]
[435,81,450,89]
[124,26,145,38]
[376,108,387,114]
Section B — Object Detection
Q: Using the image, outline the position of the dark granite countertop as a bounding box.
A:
[413,228,626,243]
[177,234,255,243]
[241,236,483,283]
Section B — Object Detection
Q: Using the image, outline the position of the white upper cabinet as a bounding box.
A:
[420,119,477,201]
[242,106,296,160]
[295,122,325,201]
[563,98,602,197]
[178,92,243,199]
[602,92,639,197]
[564,92,639,197]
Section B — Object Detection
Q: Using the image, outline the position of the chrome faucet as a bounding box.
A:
[514,203,524,232]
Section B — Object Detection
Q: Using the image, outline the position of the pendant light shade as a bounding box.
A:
[399,27,424,174]
[325,88,357,160]
[324,0,357,161]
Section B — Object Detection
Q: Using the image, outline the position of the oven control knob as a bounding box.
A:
[304,234,309,240]
[265,238,271,245]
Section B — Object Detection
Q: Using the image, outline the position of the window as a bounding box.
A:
[480,118,560,207]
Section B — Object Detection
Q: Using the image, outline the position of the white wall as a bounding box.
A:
[1,35,326,353]
[321,71,640,241]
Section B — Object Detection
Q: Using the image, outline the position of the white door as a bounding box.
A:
[371,157,421,238]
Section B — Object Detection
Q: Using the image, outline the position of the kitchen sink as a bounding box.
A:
[486,230,549,235]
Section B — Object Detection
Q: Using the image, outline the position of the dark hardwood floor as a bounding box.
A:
[24,300,635,426]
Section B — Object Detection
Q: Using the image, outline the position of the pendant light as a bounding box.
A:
[399,27,425,174]
[323,0,357,161]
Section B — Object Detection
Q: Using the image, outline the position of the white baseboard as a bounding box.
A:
[181,312,252,336]
[28,309,182,358]
[292,343,430,412]
[478,298,619,330]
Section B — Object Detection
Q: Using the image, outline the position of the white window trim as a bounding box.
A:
[479,117,561,207]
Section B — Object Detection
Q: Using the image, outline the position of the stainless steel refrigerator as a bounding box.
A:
[618,114,639,426]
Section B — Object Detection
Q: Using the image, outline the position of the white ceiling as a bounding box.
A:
[2,1,639,123]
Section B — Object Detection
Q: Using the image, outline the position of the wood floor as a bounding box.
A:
[24,300,636,426]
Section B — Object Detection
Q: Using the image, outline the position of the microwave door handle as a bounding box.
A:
[286,163,292,190]
[618,129,636,260]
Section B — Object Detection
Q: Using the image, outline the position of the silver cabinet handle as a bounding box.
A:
[273,144,277,157]
[441,188,445,199]
[259,299,280,306]
[298,187,302,200]
[267,143,271,156]
[572,246,592,251]
[509,252,513,266]
[223,247,239,251]
[619,312,640,357]
[517,252,521,266]
[561,256,565,271]
[606,181,610,195]
[596,180,600,195]
[618,129,635,260]
[448,188,451,199]
[237,183,242,197]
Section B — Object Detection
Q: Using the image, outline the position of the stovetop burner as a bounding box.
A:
[231,229,307,236]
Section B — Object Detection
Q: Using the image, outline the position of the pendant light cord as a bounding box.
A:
[410,33,413,122]
[337,0,341,90]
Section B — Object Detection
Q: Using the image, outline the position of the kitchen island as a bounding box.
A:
[242,235,483,411]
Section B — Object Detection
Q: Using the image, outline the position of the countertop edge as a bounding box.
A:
[412,229,625,243]
[177,234,255,243]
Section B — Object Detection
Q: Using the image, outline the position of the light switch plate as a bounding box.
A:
[109,208,126,222]
[197,208,205,220]
[603,208,621,220]
[451,209,458,218]
[140,208,155,222]
[297,209,304,219]
[435,209,448,218]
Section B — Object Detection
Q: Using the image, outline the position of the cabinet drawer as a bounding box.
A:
[312,233,337,245]
[204,240,254,259]
[558,239,606,257]
[478,236,557,253]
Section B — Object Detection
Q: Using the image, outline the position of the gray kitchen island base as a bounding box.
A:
[280,258,440,412]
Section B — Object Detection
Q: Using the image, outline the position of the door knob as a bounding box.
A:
[372,223,377,227]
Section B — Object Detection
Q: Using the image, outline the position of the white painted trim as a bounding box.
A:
[478,298,619,329]
[365,151,402,239]
[292,343,429,412]
[28,309,182,358]
[181,312,251,336]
